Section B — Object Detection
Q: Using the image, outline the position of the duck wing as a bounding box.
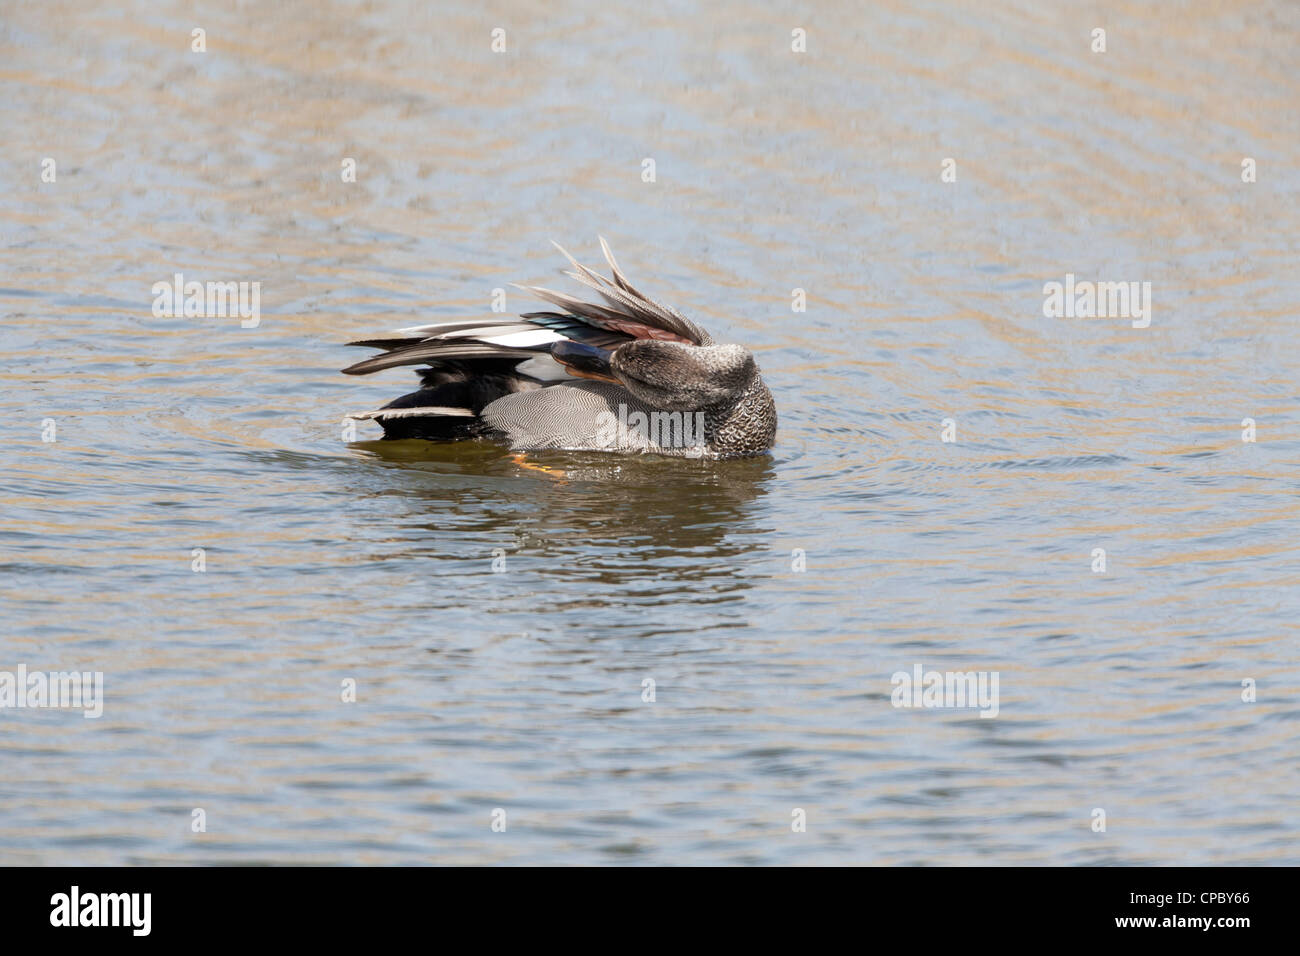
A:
[340,313,626,376]
[340,238,709,378]
[514,238,710,345]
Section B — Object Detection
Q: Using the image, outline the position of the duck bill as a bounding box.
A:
[551,340,621,384]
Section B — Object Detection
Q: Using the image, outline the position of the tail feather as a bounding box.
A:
[347,360,538,441]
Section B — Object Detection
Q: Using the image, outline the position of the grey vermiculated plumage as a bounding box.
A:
[342,240,776,459]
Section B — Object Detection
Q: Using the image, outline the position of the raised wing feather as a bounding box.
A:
[341,239,709,378]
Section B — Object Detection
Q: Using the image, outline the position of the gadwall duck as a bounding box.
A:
[343,240,776,459]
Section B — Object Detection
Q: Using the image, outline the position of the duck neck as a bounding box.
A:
[707,376,777,458]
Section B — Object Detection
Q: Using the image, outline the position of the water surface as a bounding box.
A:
[1,0,1297,864]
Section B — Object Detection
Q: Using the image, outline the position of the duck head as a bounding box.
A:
[611,340,759,411]
[553,339,759,412]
